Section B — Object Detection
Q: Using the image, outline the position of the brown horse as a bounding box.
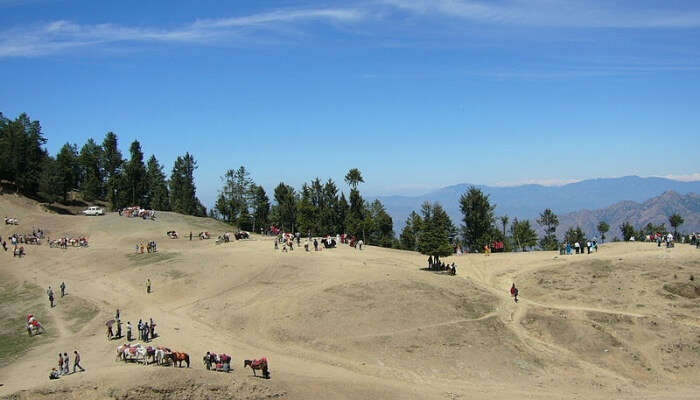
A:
[244,358,270,379]
[169,351,190,367]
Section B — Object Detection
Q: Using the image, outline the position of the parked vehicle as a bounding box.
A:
[83,206,104,216]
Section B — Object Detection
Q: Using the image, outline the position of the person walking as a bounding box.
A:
[510,283,519,303]
[47,287,55,308]
[189,232,193,241]
[146,278,151,294]
[63,352,69,374]
[73,350,85,373]
[60,282,66,297]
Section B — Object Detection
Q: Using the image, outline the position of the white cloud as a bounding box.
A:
[0,7,366,57]
[382,0,700,28]
[652,173,700,182]
[490,178,582,187]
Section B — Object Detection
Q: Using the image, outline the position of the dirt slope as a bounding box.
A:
[1,193,698,399]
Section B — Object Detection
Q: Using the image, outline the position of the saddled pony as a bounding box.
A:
[123,345,147,364]
[244,358,270,379]
[155,346,172,365]
[169,351,190,367]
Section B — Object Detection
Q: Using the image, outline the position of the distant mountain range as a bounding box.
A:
[374,176,700,234]
[558,191,700,239]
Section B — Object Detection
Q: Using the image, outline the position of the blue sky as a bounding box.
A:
[1,0,699,207]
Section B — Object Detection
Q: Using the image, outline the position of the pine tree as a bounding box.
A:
[537,208,559,250]
[597,221,610,243]
[251,185,270,233]
[367,200,395,247]
[125,140,147,206]
[416,202,454,263]
[459,186,496,252]
[0,113,47,195]
[38,156,64,204]
[273,183,297,232]
[215,166,254,226]
[102,132,123,207]
[145,155,170,210]
[56,143,80,201]
[400,211,423,251]
[169,153,199,215]
[79,138,104,202]
[511,218,538,251]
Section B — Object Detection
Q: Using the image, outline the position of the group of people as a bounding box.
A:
[691,233,700,248]
[107,310,157,343]
[118,207,156,219]
[655,233,675,248]
[427,256,457,275]
[563,240,598,255]
[50,350,84,379]
[135,241,157,253]
[49,236,88,248]
[204,352,232,372]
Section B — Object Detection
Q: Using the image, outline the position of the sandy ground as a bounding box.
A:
[0,192,698,399]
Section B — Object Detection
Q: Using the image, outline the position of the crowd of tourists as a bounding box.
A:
[118,206,156,220]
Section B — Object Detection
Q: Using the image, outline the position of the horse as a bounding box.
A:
[244,358,270,379]
[116,343,134,361]
[123,345,147,364]
[155,347,171,365]
[169,352,190,367]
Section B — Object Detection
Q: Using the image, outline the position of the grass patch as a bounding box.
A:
[126,251,179,266]
[0,279,56,363]
[162,268,188,280]
[61,295,99,333]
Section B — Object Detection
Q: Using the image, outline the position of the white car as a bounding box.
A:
[83,206,104,216]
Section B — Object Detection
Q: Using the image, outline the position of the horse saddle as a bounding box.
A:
[251,358,267,367]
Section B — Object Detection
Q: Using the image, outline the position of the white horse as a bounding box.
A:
[155,348,171,365]
[122,345,148,364]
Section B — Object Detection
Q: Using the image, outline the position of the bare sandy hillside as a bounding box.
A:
[1,192,699,399]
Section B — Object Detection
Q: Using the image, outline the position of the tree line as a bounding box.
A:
[396,186,688,259]
[0,112,206,216]
[211,167,396,248]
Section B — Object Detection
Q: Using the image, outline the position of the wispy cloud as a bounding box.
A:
[491,178,582,187]
[382,0,700,28]
[0,7,366,57]
[651,173,700,182]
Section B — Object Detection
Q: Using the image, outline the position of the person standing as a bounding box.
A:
[146,278,151,294]
[47,287,55,308]
[73,350,85,373]
[149,318,155,339]
[189,231,193,241]
[137,319,143,340]
[143,322,150,342]
[127,321,133,341]
[58,353,64,375]
[115,318,122,339]
[60,282,66,297]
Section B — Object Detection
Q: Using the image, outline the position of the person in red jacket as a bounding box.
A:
[510,283,519,303]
